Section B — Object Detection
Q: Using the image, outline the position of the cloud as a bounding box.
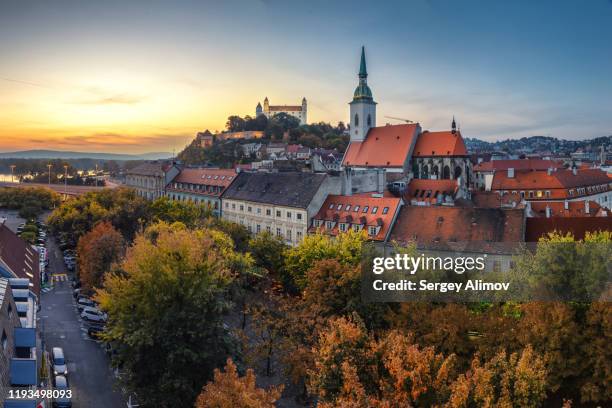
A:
[1,77,52,88]
[74,93,147,105]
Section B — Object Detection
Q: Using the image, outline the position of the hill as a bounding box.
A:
[0,150,172,160]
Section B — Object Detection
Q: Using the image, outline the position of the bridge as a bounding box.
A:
[0,181,118,197]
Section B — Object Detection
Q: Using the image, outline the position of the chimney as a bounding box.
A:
[343,168,353,196]
[507,168,515,178]
[547,167,552,176]
[585,200,590,214]
[564,200,569,210]
[377,169,385,194]
[545,205,551,218]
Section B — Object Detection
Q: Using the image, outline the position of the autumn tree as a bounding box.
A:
[96,222,252,408]
[77,221,124,292]
[579,301,612,404]
[194,358,282,408]
[148,196,212,227]
[248,231,287,277]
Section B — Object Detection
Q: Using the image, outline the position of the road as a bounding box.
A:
[40,236,125,408]
[0,181,115,196]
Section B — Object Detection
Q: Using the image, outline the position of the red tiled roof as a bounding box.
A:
[309,194,403,241]
[389,206,525,252]
[166,168,237,197]
[525,217,612,241]
[491,168,611,198]
[412,130,467,157]
[343,124,419,168]
[0,223,40,297]
[405,179,458,204]
[528,201,605,218]
[474,159,564,172]
[286,144,302,153]
[471,191,522,208]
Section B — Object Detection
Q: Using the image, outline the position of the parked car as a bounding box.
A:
[86,323,105,339]
[52,347,68,376]
[53,374,72,407]
[72,288,81,299]
[81,306,107,323]
[77,296,96,312]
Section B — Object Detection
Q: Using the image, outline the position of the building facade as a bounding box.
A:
[165,168,237,216]
[125,161,180,200]
[0,278,20,402]
[221,172,341,245]
[256,97,307,124]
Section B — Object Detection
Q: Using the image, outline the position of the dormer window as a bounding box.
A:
[368,226,378,236]
[372,206,378,214]
[339,223,348,232]
[362,206,369,213]
[382,207,389,214]
[345,205,351,211]
[353,205,360,212]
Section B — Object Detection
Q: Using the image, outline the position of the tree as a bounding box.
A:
[96,222,252,407]
[148,196,212,228]
[248,231,287,277]
[284,230,366,290]
[0,187,60,219]
[194,358,283,408]
[580,301,612,403]
[77,221,124,292]
[226,115,246,132]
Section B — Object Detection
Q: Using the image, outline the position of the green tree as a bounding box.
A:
[97,222,252,408]
[148,196,212,228]
[226,115,246,132]
[248,231,287,276]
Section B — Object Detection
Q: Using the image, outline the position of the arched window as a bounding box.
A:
[432,165,439,178]
[442,166,451,179]
[367,114,371,126]
[454,166,462,179]
[354,114,359,127]
[421,165,429,179]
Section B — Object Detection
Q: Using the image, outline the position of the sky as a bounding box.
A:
[1,0,611,154]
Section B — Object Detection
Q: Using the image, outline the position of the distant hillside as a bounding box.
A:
[465,135,612,154]
[0,150,172,160]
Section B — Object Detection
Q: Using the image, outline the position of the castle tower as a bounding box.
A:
[263,97,269,114]
[349,46,376,142]
[301,97,307,124]
[256,102,263,117]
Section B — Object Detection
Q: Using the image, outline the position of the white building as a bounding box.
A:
[256,97,307,125]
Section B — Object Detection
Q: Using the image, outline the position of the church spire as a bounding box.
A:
[359,46,367,79]
[451,116,457,134]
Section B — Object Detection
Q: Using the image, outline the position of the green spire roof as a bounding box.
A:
[359,46,367,78]
[353,46,373,102]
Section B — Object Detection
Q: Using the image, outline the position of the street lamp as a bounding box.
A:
[63,165,68,198]
[47,164,52,185]
[9,165,15,183]
[95,163,98,187]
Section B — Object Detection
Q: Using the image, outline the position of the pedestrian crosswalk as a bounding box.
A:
[52,273,68,282]
[41,286,53,294]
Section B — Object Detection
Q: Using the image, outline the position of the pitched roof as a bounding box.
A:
[491,168,611,193]
[474,159,564,172]
[405,179,458,204]
[389,206,525,253]
[0,224,40,297]
[171,168,236,186]
[343,124,419,168]
[528,201,605,218]
[126,161,169,176]
[221,172,328,208]
[310,193,402,241]
[526,217,612,241]
[412,130,468,157]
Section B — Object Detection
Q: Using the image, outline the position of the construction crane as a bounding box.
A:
[384,116,414,124]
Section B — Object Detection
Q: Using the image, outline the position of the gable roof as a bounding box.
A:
[526,217,612,241]
[0,224,40,297]
[491,168,611,192]
[529,201,605,218]
[310,193,403,241]
[389,206,525,252]
[474,159,565,172]
[343,124,419,168]
[412,130,467,157]
[221,172,327,208]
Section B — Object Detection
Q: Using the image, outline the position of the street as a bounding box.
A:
[40,236,125,408]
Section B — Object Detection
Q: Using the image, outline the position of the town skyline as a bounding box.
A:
[1,0,612,154]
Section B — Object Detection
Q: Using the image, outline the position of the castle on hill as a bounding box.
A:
[256,97,307,125]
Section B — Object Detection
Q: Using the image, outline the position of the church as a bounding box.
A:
[256,97,307,124]
[342,47,472,202]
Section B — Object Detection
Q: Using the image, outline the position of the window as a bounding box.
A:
[232,203,236,210]
[545,191,551,198]
[266,226,271,233]
[353,205,360,212]
[256,224,261,233]
[345,205,351,211]
[225,202,229,208]
[276,210,281,217]
[382,207,389,214]
[276,228,282,238]
[247,206,252,212]
[520,191,525,199]
[8,304,12,319]
[367,114,371,127]
[297,231,303,240]
[247,225,252,233]
[362,206,369,213]
[328,203,334,209]
[287,211,292,219]
[337,204,342,210]
[339,223,347,232]
[240,205,244,211]
[352,224,361,232]
[326,221,334,229]
[368,226,378,236]
[372,206,378,214]
[528,191,534,198]
[287,230,292,240]
[297,213,302,220]
[354,113,359,127]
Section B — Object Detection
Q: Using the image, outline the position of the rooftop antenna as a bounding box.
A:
[384,116,414,124]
